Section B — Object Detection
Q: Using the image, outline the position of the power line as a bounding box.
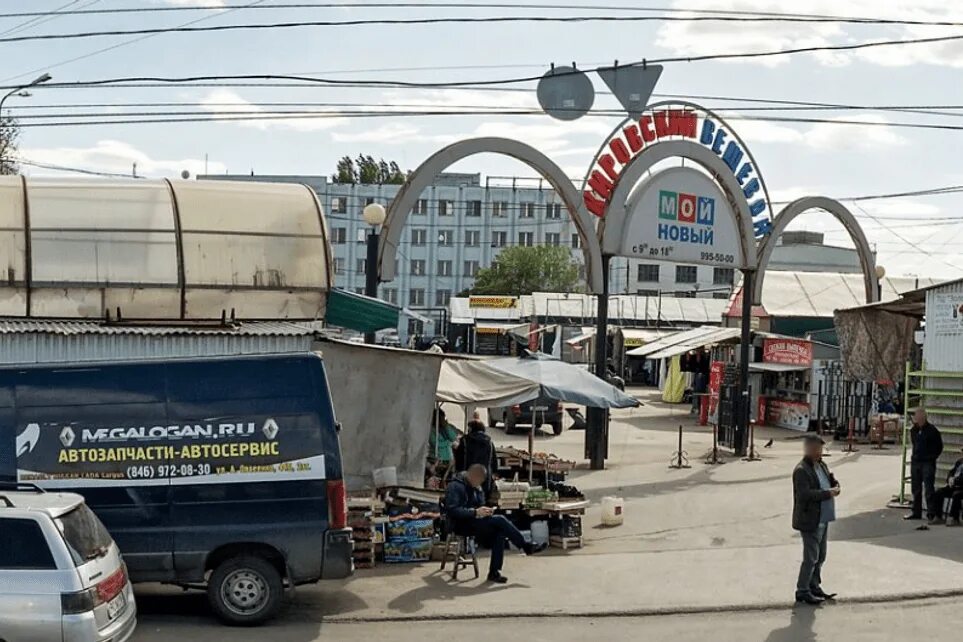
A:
[15,157,142,178]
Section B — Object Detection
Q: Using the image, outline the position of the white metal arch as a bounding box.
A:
[378,137,605,294]
[753,196,878,304]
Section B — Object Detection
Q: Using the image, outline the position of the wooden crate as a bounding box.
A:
[549,535,583,550]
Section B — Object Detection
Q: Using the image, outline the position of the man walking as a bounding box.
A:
[444,464,544,583]
[793,434,841,605]
[930,449,963,526]
[905,408,943,522]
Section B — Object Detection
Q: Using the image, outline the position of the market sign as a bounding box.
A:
[582,105,772,239]
[469,296,518,309]
[763,338,813,366]
[930,293,963,335]
[620,167,743,268]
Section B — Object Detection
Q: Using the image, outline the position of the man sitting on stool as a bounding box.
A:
[931,450,963,526]
[444,463,545,583]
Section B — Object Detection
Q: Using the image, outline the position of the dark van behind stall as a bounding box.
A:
[1,353,352,626]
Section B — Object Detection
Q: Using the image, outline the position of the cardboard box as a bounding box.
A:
[384,538,433,563]
[386,518,434,541]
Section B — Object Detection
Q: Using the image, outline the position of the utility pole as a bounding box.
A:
[586,255,611,470]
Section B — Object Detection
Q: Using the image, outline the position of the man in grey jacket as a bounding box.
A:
[792,434,841,605]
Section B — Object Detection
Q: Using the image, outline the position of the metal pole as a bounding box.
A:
[364,227,379,344]
[586,255,611,470]
[736,269,754,457]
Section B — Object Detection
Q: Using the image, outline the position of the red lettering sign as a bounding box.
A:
[678,193,696,223]
[762,338,813,366]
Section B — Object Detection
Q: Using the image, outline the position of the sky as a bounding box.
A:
[4,0,963,280]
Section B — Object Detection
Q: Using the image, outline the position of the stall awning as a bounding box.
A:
[476,322,529,336]
[436,358,541,407]
[627,326,741,358]
[325,288,400,333]
[750,362,810,373]
[621,328,670,348]
[566,327,596,345]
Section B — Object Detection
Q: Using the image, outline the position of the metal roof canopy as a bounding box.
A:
[750,362,811,373]
[627,325,739,358]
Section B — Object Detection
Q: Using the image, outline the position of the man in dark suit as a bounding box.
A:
[905,408,944,523]
[793,434,841,605]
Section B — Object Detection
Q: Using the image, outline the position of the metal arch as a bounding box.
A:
[601,140,759,270]
[377,137,605,294]
[753,196,878,305]
[580,99,775,228]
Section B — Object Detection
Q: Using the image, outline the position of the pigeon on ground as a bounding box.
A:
[763,439,774,448]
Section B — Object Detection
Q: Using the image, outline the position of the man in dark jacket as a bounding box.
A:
[452,412,499,498]
[930,451,963,526]
[444,464,542,583]
[905,409,944,522]
[792,434,841,605]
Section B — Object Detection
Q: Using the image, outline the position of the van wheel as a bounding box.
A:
[488,413,497,429]
[551,421,563,436]
[504,414,517,434]
[208,555,283,626]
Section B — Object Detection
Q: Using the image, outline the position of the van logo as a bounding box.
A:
[60,426,76,448]
[16,423,41,456]
[262,418,279,440]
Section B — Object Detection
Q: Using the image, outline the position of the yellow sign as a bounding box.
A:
[469,296,517,309]
[624,338,645,348]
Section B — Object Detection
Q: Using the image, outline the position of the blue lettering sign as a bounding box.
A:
[721,141,744,173]
[711,128,727,155]
[697,197,715,226]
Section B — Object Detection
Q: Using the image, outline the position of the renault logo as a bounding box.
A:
[60,426,76,448]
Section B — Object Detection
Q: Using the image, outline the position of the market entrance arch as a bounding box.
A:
[753,196,878,304]
[377,137,604,294]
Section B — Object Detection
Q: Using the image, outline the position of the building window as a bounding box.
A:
[333,258,345,275]
[332,227,347,244]
[491,231,508,247]
[492,201,509,217]
[674,291,696,298]
[383,288,398,304]
[438,229,454,246]
[413,199,428,215]
[546,203,562,220]
[356,228,367,243]
[438,200,454,216]
[354,287,365,295]
[409,288,425,306]
[467,200,482,217]
[713,267,735,285]
[365,197,375,206]
[411,259,426,276]
[713,291,730,299]
[437,260,452,276]
[331,197,347,214]
[465,230,481,247]
[518,231,534,247]
[464,260,480,277]
[545,232,560,246]
[356,258,366,274]
[637,289,659,296]
[675,265,698,283]
[637,264,660,282]
[571,234,581,249]
[412,228,427,246]
[520,202,535,218]
[435,289,451,307]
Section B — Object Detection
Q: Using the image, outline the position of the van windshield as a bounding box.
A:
[56,505,113,566]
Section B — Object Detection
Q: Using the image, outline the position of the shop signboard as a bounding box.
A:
[619,167,744,268]
[765,399,811,431]
[708,360,725,423]
[930,293,963,335]
[582,105,772,239]
[469,296,517,309]
[763,338,813,366]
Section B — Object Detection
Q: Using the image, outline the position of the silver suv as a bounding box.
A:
[0,483,137,642]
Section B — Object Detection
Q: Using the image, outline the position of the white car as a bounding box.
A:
[0,483,137,642]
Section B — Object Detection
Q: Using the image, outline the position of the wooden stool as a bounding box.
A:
[440,533,479,580]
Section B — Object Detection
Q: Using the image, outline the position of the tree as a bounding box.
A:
[0,115,19,175]
[333,155,356,184]
[332,155,408,184]
[471,245,581,296]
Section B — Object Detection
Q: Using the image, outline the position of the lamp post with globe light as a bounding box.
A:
[0,73,52,172]
[362,202,386,344]
[875,264,886,301]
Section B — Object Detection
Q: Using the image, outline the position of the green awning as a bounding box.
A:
[325,288,399,333]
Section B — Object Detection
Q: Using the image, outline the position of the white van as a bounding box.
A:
[0,483,137,642]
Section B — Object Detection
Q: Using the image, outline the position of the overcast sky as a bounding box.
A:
[6,0,963,279]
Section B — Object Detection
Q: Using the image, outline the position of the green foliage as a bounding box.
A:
[0,116,19,175]
[333,155,407,184]
[471,245,581,296]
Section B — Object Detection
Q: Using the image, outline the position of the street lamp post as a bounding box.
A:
[875,264,886,301]
[1,73,52,172]
[362,202,387,344]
